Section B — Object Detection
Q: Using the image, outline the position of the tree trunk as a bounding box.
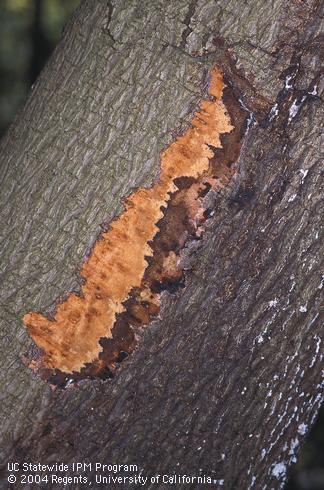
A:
[0,1,322,489]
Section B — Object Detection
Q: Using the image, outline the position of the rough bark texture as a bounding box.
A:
[0,0,322,489]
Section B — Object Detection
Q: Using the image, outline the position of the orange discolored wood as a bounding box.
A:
[23,67,233,374]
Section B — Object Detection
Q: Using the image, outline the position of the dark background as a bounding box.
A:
[0,1,322,488]
[0,0,79,135]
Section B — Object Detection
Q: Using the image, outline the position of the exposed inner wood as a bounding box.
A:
[23,67,245,380]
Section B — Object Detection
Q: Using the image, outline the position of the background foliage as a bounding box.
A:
[0,0,79,135]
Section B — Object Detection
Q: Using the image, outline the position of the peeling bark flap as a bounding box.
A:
[23,67,247,383]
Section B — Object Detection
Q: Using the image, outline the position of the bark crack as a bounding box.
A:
[180,0,198,49]
[103,0,116,43]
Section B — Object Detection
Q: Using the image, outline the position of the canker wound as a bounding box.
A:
[23,67,246,382]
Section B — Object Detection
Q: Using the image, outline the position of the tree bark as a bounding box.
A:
[0,0,322,489]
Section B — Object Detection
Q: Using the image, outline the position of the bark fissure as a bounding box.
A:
[181,0,198,49]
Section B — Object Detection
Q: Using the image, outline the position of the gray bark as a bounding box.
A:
[0,0,323,488]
